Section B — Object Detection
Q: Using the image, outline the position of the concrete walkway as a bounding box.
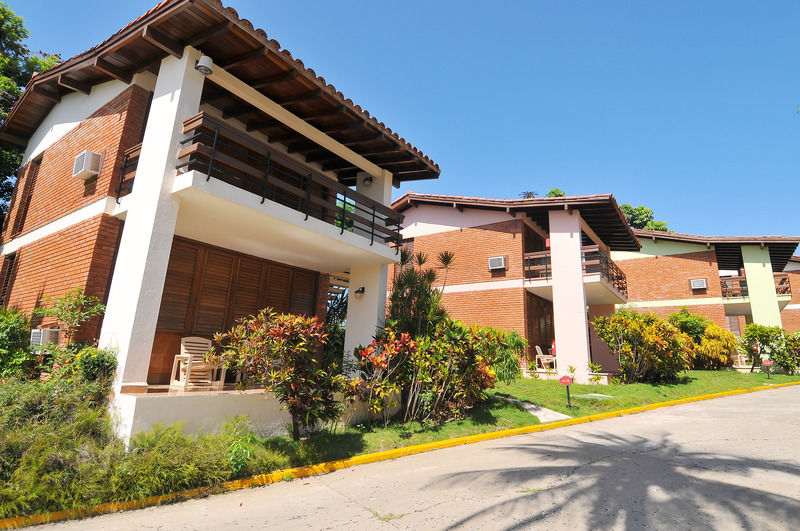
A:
[496,395,573,422]
[45,386,800,530]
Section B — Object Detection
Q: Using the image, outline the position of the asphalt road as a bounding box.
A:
[45,385,800,530]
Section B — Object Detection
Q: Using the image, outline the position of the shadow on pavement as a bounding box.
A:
[429,432,800,529]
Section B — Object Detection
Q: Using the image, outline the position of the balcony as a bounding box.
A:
[721,273,792,298]
[115,112,403,249]
[523,245,628,304]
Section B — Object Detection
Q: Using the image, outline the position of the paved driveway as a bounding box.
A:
[46,386,800,530]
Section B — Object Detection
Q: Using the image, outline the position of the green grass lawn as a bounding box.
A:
[490,369,800,417]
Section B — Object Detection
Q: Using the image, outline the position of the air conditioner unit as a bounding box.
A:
[30,328,60,349]
[689,278,707,290]
[488,256,507,271]
[72,150,102,180]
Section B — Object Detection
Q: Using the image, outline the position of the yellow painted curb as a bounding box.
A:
[2,379,799,529]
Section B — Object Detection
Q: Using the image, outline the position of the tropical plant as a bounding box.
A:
[668,307,711,343]
[545,188,566,197]
[0,306,31,378]
[436,250,455,292]
[519,191,538,199]
[387,249,449,337]
[592,310,693,383]
[323,289,347,372]
[695,324,736,370]
[33,287,105,343]
[770,331,800,375]
[208,308,348,440]
[740,324,784,373]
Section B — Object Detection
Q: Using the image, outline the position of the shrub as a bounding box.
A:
[33,287,105,343]
[73,346,117,382]
[695,324,737,370]
[771,331,800,375]
[209,308,348,441]
[592,310,693,383]
[740,324,785,372]
[357,319,525,423]
[668,307,712,343]
[0,307,32,378]
[387,250,448,337]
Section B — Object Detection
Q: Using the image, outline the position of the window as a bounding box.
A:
[12,157,41,236]
[0,252,18,307]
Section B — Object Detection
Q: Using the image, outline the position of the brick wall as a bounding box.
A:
[616,250,722,301]
[4,213,123,342]
[439,287,527,337]
[393,219,524,288]
[3,85,149,241]
[781,269,800,332]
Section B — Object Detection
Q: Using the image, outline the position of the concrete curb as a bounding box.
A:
[2,379,799,529]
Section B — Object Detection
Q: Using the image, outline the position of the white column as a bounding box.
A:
[549,209,592,384]
[342,170,393,372]
[100,47,205,393]
[741,245,782,327]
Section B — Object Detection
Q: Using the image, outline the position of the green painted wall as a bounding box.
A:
[741,245,782,327]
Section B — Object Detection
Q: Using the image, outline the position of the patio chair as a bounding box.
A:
[170,336,225,391]
[535,344,556,370]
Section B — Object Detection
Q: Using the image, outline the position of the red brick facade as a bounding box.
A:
[3,85,150,241]
[2,214,123,342]
[781,268,800,332]
[617,250,722,301]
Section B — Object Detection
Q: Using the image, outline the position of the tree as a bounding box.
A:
[619,203,669,232]
[0,3,60,223]
[545,188,566,197]
[519,191,538,199]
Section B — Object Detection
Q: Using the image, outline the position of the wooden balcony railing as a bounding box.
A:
[115,112,403,248]
[115,142,141,201]
[523,245,628,297]
[720,273,792,298]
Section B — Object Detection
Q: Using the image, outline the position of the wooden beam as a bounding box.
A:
[286,140,319,154]
[142,25,184,58]
[273,88,322,106]
[94,57,133,84]
[304,150,338,163]
[187,21,231,46]
[319,121,365,135]
[57,74,91,95]
[252,70,297,89]
[0,132,27,148]
[208,66,384,177]
[34,85,61,103]
[322,159,359,172]
[267,130,301,144]
[245,117,281,132]
[299,106,348,122]
[222,105,253,120]
[341,133,382,146]
[220,47,265,69]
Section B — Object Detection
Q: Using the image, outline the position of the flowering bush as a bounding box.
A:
[356,319,524,423]
[73,346,117,382]
[592,310,693,383]
[208,309,349,440]
[695,324,736,370]
[739,324,785,372]
[770,331,800,375]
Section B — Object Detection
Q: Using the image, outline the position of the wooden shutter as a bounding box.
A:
[157,242,199,331]
[13,158,41,236]
[264,264,292,313]
[229,257,266,323]
[289,271,317,316]
[192,250,235,336]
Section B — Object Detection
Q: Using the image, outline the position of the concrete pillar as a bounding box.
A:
[549,209,591,383]
[741,245,782,327]
[342,170,394,372]
[100,47,205,392]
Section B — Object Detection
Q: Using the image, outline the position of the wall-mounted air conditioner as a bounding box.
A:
[72,150,102,180]
[488,256,507,271]
[689,278,707,290]
[30,328,60,349]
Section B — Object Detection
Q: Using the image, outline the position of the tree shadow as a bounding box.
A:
[429,432,800,529]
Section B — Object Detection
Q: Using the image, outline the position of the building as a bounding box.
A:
[392,192,640,384]
[612,231,800,334]
[0,0,439,437]
[391,193,800,382]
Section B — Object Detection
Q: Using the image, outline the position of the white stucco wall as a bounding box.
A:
[399,204,515,238]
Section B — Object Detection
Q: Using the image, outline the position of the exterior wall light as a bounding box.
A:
[354,286,366,296]
[195,55,213,76]
[362,175,373,186]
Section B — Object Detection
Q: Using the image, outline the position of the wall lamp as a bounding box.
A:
[195,55,213,76]
[362,175,373,186]
[354,286,366,296]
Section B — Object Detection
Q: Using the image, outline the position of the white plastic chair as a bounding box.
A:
[535,344,556,370]
[170,337,225,390]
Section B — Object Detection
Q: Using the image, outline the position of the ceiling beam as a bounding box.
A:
[319,121,365,135]
[304,150,338,163]
[34,85,61,103]
[299,106,348,122]
[245,117,281,132]
[94,57,133,84]
[286,140,319,154]
[187,21,231,47]
[222,105,253,120]
[220,47,265,69]
[267,130,301,144]
[142,25,183,58]
[252,70,297,89]
[57,74,91,95]
[322,159,359,172]
[341,133,383,146]
[0,132,27,148]
[272,88,322,106]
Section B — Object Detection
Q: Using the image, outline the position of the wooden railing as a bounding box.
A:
[115,112,403,247]
[720,273,792,298]
[523,245,628,297]
[115,142,141,201]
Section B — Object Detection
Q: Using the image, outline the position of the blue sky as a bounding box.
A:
[11,0,800,238]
